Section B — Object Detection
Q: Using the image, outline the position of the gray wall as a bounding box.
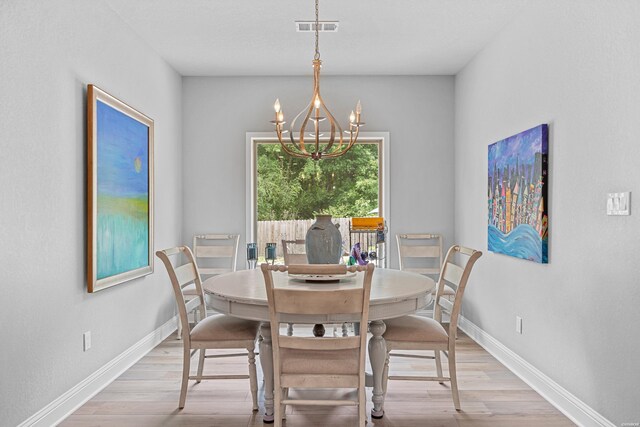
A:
[0,1,183,426]
[182,76,455,268]
[454,1,640,424]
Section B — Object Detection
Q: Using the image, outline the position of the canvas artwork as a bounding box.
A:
[87,85,154,292]
[488,124,548,263]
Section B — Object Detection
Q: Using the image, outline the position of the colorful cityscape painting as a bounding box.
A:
[87,85,153,292]
[488,124,548,263]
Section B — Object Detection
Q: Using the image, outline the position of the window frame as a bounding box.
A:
[245,132,391,246]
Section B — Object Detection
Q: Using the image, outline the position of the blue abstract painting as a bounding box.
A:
[96,100,150,279]
[88,85,153,292]
[488,125,548,263]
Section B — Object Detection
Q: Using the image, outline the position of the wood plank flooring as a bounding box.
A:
[62,326,575,426]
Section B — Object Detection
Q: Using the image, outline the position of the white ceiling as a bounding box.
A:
[105,0,529,76]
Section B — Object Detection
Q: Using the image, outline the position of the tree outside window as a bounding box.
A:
[257,143,379,221]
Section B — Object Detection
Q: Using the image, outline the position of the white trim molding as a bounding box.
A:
[457,316,615,427]
[18,317,178,427]
[245,131,391,246]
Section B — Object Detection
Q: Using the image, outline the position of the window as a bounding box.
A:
[245,133,390,262]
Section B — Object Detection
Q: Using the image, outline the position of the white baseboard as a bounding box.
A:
[18,313,614,427]
[18,316,178,427]
[458,316,615,427]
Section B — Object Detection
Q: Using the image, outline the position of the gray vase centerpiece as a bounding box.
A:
[305,214,342,264]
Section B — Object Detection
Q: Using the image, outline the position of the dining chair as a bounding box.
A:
[193,234,240,278]
[282,239,308,265]
[261,263,375,427]
[396,233,456,301]
[176,234,240,339]
[382,245,482,410]
[281,239,308,336]
[156,246,259,410]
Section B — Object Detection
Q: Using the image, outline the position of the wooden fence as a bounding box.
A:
[257,217,352,258]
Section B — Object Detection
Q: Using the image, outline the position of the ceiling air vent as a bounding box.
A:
[295,21,339,32]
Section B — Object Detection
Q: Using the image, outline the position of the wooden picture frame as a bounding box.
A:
[87,85,154,292]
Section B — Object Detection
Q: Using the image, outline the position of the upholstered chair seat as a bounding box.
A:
[190,315,260,344]
[383,315,448,344]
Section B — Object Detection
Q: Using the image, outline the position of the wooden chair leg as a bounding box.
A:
[448,347,461,411]
[382,351,390,394]
[274,385,283,427]
[196,349,205,383]
[179,346,191,409]
[358,384,366,426]
[435,350,444,384]
[248,347,259,411]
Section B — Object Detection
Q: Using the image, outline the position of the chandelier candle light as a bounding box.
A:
[271,0,364,160]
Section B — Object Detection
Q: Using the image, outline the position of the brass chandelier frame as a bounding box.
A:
[271,0,364,160]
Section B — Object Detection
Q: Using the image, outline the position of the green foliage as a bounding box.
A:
[257,143,379,221]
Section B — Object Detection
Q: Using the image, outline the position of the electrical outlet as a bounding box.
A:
[83,331,91,351]
[515,316,523,334]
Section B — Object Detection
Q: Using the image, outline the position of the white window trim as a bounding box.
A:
[245,132,391,247]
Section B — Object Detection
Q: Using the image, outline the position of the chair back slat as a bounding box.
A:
[273,288,364,315]
[442,262,464,286]
[195,245,235,258]
[185,297,201,314]
[196,233,235,240]
[400,245,441,258]
[457,245,476,256]
[279,335,360,351]
[174,263,198,288]
[437,296,454,314]
[287,264,346,275]
[161,246,181,256]
[285,253,308,265]
[399,233,440,240]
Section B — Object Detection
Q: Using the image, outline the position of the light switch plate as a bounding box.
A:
[607,192,631,216]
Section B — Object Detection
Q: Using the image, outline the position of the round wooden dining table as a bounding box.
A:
[202,267,434,422]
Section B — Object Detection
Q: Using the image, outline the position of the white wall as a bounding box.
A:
[0,1,182,425]
[182,76,455,268]
[454,1,640,424]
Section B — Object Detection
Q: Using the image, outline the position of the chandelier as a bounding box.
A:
[270,0,364,160]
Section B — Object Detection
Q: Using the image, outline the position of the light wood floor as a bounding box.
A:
[62,325,575,427]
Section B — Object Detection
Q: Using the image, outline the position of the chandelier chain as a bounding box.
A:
[314,0,320,60]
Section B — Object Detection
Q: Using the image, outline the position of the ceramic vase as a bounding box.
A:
[305,214,342,264]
